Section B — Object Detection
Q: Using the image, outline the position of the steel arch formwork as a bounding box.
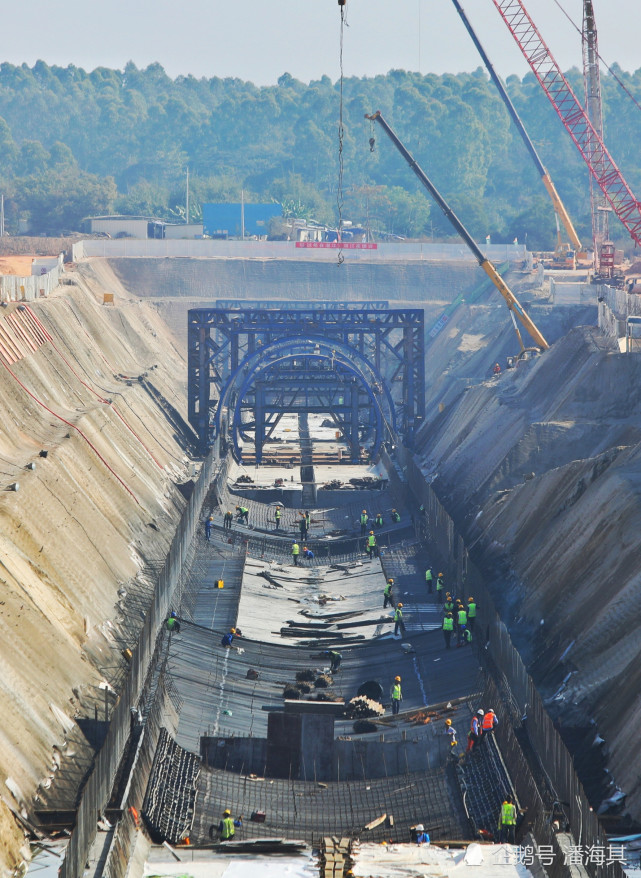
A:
[187,306,425,455]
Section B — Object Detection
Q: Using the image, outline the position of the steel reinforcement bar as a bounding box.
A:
[383,447,625,878]
[59,450,230,878]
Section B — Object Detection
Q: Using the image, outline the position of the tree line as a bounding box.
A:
[0,60,640,248]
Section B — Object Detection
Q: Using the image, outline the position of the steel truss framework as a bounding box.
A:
[187,307,425,456]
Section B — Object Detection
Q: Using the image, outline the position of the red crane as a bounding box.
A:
[489,0,641,256]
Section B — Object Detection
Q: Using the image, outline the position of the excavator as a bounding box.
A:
[365,110,549,357]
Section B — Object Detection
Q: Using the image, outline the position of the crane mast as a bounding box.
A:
[489,0,641,253]
[582,0,613,277]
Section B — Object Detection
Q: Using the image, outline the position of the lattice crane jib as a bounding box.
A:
[490,0,641,251]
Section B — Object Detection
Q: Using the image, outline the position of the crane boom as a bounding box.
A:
[365,110,549,352]
[449,0,581,254]
[582,0,611,275]
[489,0,641,249]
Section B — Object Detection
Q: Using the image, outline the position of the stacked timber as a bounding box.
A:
[320,836,353,878]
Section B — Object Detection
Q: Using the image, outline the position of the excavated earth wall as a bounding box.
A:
[103,256,483,347]
[0,262,197,876]
[416,321,641,821]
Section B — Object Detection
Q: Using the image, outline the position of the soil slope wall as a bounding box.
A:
[418,323,641,819]
[0,263,196,874]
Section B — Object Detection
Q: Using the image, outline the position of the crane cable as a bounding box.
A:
[336,0,348,266]
[551,0,641,116]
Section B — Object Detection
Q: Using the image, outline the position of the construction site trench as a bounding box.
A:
[1,252,638,878]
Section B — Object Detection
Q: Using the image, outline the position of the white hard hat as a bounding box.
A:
[415,824,424,832]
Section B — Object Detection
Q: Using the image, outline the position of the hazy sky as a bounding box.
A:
[4,0,639,84]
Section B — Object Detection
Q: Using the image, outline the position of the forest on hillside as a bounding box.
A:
[0,60,640,248]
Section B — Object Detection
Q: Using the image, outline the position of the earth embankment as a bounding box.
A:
[417,321,641,819]
[0,263,197,874]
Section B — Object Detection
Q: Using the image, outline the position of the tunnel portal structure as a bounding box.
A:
[187,306,426,460]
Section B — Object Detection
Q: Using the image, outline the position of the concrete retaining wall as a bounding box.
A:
[0,254,63,302]
[74,238,528,264]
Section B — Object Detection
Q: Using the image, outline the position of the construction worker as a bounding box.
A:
[360,509,369,536]
[498,796,517,843]
[459,625,472,647]
[221,628,237,647]
[375,511,384,528]
[236,505,249,524]
[414,824,430,845]
[391,675,402,715]
[425,566,433,593]
[218,809,242,841]
[393,603,405,637]
[205,515,213,541]
[366,530,377,560]
[391,508,401,523]
[299,515,307,540]
[445,718,457,747]
[325,650,342,673]
[436,573,445,604]
[223,510,233,530]
[457,605,468,645]
[166,611,180,634]
[482,708,498,740]
[442,612,454,649]
[304,510,311,534]
[274,507,282,530]
[292,541,300,566]
[383,578,394,608]
[443,593,454,616]
[467,597,477,631]
[466,711,483,752]
[302,546,314,560]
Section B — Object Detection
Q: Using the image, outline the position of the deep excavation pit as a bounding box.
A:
[2,250,638,876]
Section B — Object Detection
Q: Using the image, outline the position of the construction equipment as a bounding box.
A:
[490,0,641,270]
[365,110,549,354]
[449,0,582,262]
[581,0,621,282]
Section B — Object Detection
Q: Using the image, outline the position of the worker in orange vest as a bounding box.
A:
[482,708,498,735]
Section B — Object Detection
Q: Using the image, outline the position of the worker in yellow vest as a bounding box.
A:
[383,578,394,608]
[467,597,477,631]
[393,603,405,637]
[457,605,468,646]
[218,808,243,841]
[425,567,433,594]
[360,509,369,535]
[435,572,445,604]
[391,675,402,715]
[366,530,377,560]
[292,542,300,566]
[498,796,517,843]
[442,612,454,649]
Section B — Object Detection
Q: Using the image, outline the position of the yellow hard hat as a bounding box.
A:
[230,628,236,634]
[438,572,444,577]
[223,809,231,815]
[388,578,394,583]
[397,602,403,608]
[468,597,474,602]
[445,719,452,726]
[362,509,367,513]
[395,675,401,681]
[370,530,374,534]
